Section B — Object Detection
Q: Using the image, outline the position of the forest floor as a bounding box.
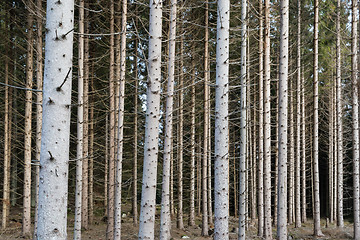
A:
[0,205,355,239]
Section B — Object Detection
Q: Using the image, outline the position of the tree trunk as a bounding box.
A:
[336,0,344,228]
[352,0,360,237]
[263,0,272,237]
[36,0,74,238]
[202,3,209,236]
[74,0,85,238]
[214,0,230,236]
[313,0,323,236]
[160,0,176,236]
[33,0,44,236]
[289,76,294,226]
[239,0,247,238]
[89,75,94,225]
[138,0,163,237]
[22,1,34,236]
[277,0,289,238]
[301,69,307,223]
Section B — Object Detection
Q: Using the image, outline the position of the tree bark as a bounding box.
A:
[277,0,289,238]
[138,0,163,237]
[36,0,74,238]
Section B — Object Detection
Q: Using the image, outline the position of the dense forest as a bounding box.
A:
[0,0,360,239]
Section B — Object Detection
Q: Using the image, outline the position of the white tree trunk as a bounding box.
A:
[301,70,307,223]
[336,0,344,228]
[138,0,162,237]
[36,0,74,238]
[74,0,84,238]
[313,0,323,236]
[160,0,176,236]
[277,0,289,238]
[263,0,272,237]
[214,0,230,236]
[114,0,127,237]
[295,0,302,228]
[239,0,247,238]
[23,2,34,236]
[289,77,294,225]
[352,0,360,237]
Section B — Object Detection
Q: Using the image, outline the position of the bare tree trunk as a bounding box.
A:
[352,0,360,237]
[336,0,344,228]
[258,0,264,234]
[107,1,116,238]
[214,0,230,235]
[202,3,209,236]
[189,45,196,227]
[277,0,289,238]
[2,8,11,229]
[313,0,323,236]
[289,77,294,226]
[239,0,247,238]
[74,0,85,238]
[159,0,177,236]
[197,135,202,217]
[33,0,43,236]
[295,0,302,228]
[105,114,109,216]
[22,2,34,236]
[263,0,272,237]
[89,76,94,225]
[36,0,74,237]
[329,81,334,224]
[301,70,307,223]
[138,0,163,237]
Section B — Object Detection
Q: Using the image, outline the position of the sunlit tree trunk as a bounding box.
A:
[138,0,163,237]
[289,77,294,226]
[89,75,94,225]
[36,0,74,238]
[23,1,34,236]
[277,0,289,238]
[301,70,307,223]
[239,0,247,238]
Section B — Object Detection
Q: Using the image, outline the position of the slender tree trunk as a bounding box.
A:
[336,0,344,228]
[208,116,213,226]
[301,69,307,223]
[239,0,247,238]
[329,81,334,224]
[160,0,176,237]
[289,77,294,226]
[89,75,94,225]
[114,0,127,237]
[138,0,163,237]
[107,1,116,238]
[263,0,272,237]
[177,34,184,231]
[352,0,360,237]
[313,0,323,236]
[189,45,196,227]
[105,114,109,216]
[2,9,10,229]
[202,3,210,236]
[23,2,34,236]
[33,0,44,236]
[258,0,264,234]
[36,0,74,238]
[74,0,85,238]
[277,0,289,238]
[214,0,230,235]
[295,0,302,228]
[197,135,202,217]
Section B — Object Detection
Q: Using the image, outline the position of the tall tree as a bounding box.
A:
[36,0,74,238]
[312,0,323,236]
[138,0,163,237]
[23,0,34,236]
[159,0,177,236]
[336,0,344,228]
[239,0,247,238]
[352,0,360,237]
[263,0,272,237]
[214,0,230,235]
[74,0,85,238]
[277,0,289,238]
